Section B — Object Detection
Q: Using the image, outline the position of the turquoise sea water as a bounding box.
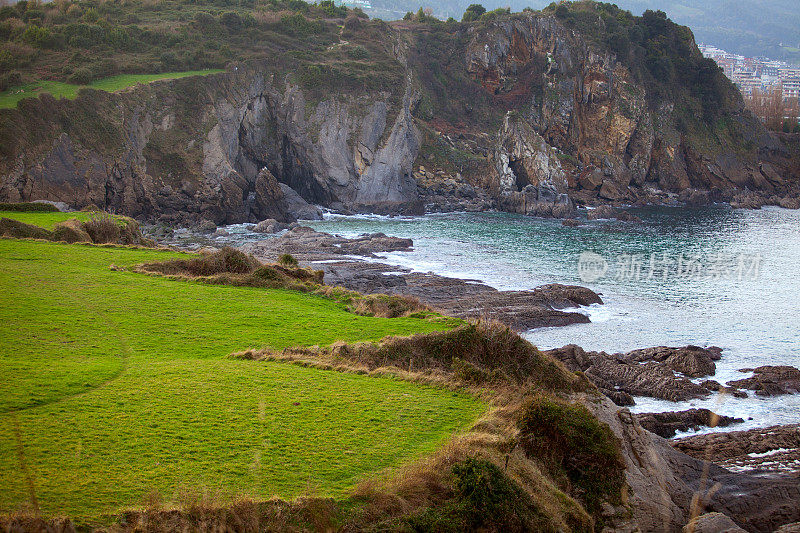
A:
[295,206,800,433]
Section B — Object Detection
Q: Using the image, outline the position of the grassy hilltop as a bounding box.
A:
[0,214,484,524]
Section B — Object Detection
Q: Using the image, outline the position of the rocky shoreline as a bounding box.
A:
[238,225,603,331]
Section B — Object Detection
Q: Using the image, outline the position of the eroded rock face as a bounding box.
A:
[0,66,421,224]
[462,14,800,211]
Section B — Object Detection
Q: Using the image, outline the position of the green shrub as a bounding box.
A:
[82,7,99,23]
[67,66,92,84]
[0,6,16,20]
[518,396,625,516]
[219,11,242,32]
[345,44,368,60]
[319,0,345,18]
[277,253,298,267]
[405,458,550,532]
[22,24,54,48]
[278,12,322,36]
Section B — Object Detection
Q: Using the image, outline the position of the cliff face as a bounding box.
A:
[1,10,798,222]
[453,13,799,214]
[0,63,420,224]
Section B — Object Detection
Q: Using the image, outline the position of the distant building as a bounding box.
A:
[700,43,800,105]
[335,0,372,8]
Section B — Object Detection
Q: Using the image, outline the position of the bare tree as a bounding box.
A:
[745,87,786,131]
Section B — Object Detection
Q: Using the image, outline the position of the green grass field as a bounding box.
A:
[0,239,483,523]
[0,210,92,230]
[0,70,223,110]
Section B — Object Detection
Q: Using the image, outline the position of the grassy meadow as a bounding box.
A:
[0,237,484,524]
[0,70,223,109]
[0,210,92,229]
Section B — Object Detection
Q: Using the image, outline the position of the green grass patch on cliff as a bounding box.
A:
[0,239,482,524]
[0,210,91,230]
[0,70,223,109]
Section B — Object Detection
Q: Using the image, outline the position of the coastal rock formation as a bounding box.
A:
[673,424,800,474]
[727,365,800,396]
[683,513,747,533]
[545,344,722,403]
[635,408,743,438]
[2,8,799,223]
[0,67,421,225]
[240,229,600,331]
[585,396,800,533]
[460,12,800,212]
[241,226,414,258]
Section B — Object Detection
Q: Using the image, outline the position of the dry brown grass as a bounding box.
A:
[137,249,436,319]
[83,212,122,244]
[234,321,589,392]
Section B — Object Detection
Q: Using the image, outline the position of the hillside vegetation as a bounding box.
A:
[368,0,800,64]
[0,235,482,523]
[0,0,402,99]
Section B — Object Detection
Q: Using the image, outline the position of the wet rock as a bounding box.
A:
[544,345,719,403]
[673,423,800,475]
[253,218,289,234]
[730,192,768,209]
[682,512,746,533]
[625,345,717,378]
[193,219,217,234]
[562,218,582,227]
[635,408,744,438]
[700,379,748,398]
[614,210,642,222]
[532,283,603,307]
[777,197,800,210]
[278,184,323,221]
[727,366,800,396]
[586,205,617,220]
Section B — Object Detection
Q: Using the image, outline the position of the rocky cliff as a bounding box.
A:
[1,4,798,223]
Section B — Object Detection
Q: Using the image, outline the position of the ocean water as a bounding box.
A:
[289,206,800,434]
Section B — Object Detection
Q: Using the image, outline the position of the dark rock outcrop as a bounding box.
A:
[727,366,800,396]
[635,408,743,438]
[673,424,800,475]
[586,396,800,533]
[241,230,601,331]
[545,344,722,404]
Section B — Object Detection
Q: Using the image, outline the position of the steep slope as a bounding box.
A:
[0,2,798,222]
